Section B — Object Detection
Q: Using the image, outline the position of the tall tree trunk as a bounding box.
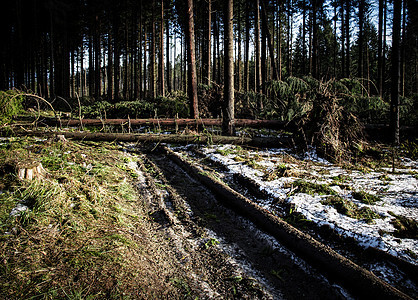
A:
[80,45,84,97]
[212,14,218,84]
[278,1,282,80]
[151,1,156,99]
[173,35,176,91]
[223,0,235,136]
[400,0,406,97]
[144,30,148,97]
[261,0,278,81]
[333,2,337,78]
[345,0,350,78]
[108,28,114,101]
[113,8,120,102]
[180,34,184,90]
[377,0,383,96]
[50,10,56,99]
[312,0,318,78]
[244,0,250,91]
[166,12,171,93]
[286,0,291,77]
[340,0,345,77]
[261,7,267,93]
[302,0,306,75]
[237,0,241,91]
[255,0,262,93]
[94,15,101,99]
[308,8,312,75]
[358,0,364,80]
[139,1,143,98]
[207,0,212,85]
[159,0,165,97]
[203,0,212,85]
[383,0,387,93]
[71,50,75,98]
[15,0,24,89]
[186,0,199,118]
[134,13,139,100]
[123,20,129,100]
[390,0,401,145]
[183,31,188,92]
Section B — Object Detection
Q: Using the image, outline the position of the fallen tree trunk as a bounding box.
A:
[163,145,411,299]
[18,131,288,148]
[31,117,289,129]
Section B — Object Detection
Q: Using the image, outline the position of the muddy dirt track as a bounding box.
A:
[127,145,415,299]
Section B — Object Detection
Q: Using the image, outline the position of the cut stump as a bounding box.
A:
[17,162,46,180]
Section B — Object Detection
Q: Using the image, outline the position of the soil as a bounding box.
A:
[1,137,415,299]
[132,148,349,299]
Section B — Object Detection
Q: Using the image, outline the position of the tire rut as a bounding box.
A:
[145,151,349,299]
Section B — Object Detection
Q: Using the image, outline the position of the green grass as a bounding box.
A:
[0,137,190,298]
[322,195,382,224]
[284,208,312,229]
[204,238,220,249]
[388,211,418,239]
[291,179,336,196]
[262,164,290,181]
[331,174,351,183]
[351,191,381,204]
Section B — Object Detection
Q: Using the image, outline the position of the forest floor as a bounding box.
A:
[0,134,416,299]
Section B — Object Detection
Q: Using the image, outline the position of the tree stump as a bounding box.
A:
[17,161,46,180]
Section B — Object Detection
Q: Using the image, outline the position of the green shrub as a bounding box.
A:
[0,90,25,124]
[156,92,189,118]
[81,100,113,118]
[114,100,154,118]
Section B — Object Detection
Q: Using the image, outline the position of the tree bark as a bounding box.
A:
[302,0,307,75]
[400,0,406,97]
[113,6,120,102]
[144,30,148,97]
[223,0,235,136]
[244,0,250,91]
[377,0,383,96]
[212,15,218,84]
[139,2,143,99]
[312,0,319,78]
[345,0,350,78]
[20,131,285,148]
[203,0,212,86]
[30,118,288,129]
[151,0,156,99]
[390,0,401,145]
[237,0,242,91]
[166,11,171,93]
[107,27,114,101]
[260,0,279,81]
[94,15,101,99]
[340,0,345,77]
[358,0,364,80]
[255,0,262,93]
[159,0,165,97]
[186,0,199,118]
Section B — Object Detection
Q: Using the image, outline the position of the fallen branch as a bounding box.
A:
[28,118,289,129]
[163,145,411,300]
[15,131,288,148]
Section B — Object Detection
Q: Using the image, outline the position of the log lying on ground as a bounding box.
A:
[34,118,289,129]
[20,131,288,148]
[163,145,411,299]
